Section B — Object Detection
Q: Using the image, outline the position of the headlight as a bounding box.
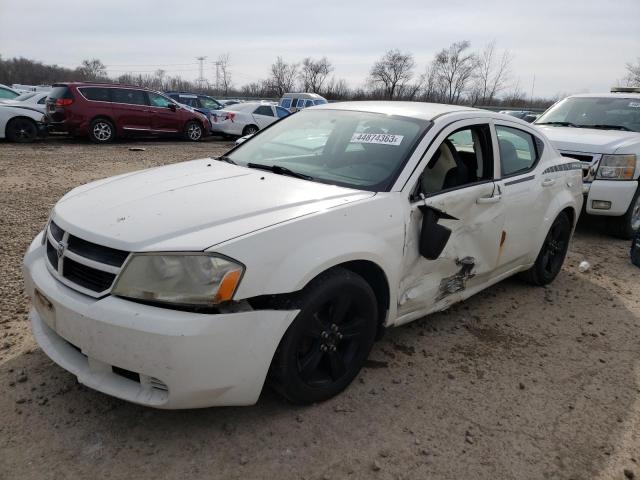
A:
[112,253,244,306]
[596,154,636,180]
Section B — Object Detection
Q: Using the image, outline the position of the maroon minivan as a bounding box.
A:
[46,82,210,143]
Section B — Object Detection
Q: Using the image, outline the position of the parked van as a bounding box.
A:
[279,92,327,112]
[46,83,210,143]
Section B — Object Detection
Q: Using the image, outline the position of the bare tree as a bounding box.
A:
[369,49,415,100]
[78,58,107,81]
[472,41,512,105]
[323,77,351,100]
[431,41,477,104]
[624,58,640,86]
[268,57,299,96]
[298,57,333,93]
[217,53,233,95]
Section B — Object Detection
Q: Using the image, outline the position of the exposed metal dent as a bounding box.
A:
[436,256,476,300]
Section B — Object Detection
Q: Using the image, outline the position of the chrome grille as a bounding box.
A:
[560,151,601,183]
[44,221,129,297]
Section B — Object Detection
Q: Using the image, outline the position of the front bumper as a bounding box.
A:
[584,179,638,216]
[23,233,297,409]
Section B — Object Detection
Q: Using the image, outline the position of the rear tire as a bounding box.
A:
[609,184,640,240]
[89,118,115,143]
[183,121,203,141]
[242,124,259,136]
[520,212,572,286]
[6,118,38,143]
[270,268,378,404]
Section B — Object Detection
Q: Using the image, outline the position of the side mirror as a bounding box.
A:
[418,205,453,260]
[168,103,177,111]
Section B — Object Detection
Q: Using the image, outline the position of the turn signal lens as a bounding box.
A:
[214,269,243,303]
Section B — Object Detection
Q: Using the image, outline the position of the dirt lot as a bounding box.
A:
[0,137,639,480]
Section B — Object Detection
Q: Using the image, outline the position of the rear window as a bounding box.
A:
[0,87,18,99]
[48,86,72,100]
[111,88,147,106]
[79,87,111,102]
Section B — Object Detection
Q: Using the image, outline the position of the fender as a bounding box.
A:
[530,177,582,265]
[214,194,406,321]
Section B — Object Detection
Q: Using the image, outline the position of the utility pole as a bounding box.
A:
[213,60,222,93]
[196,56,207,90]
[529,74,536,107]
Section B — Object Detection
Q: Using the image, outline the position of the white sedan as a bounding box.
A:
[24,102,582,408]
[0,103,47,142]
[0,91,49,113]
[210,101,290,137]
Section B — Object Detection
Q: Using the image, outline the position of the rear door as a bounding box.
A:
[492,122,551,271]
[252,105,277,129]
[110,88,151,132]
[147,92,181,133]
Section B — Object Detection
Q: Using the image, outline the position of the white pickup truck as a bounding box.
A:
[536,87,640,238]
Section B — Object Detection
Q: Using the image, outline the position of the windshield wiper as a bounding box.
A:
[216,155,236,164]
[247,162,313,181]
[579,124,631,131]
[536,121,578,127]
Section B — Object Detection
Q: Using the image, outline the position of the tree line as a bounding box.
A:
[2,44,638,108]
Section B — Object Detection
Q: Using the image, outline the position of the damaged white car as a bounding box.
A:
[23,102,583,408]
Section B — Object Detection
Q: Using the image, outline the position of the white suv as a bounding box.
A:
[23,102,582,408]
[536,87,640,238]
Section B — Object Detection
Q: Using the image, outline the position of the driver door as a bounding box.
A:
[397,120,506,322]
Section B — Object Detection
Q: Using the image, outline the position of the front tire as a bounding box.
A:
[521,212,572,286]
[609,184,640,240]
[89,118,115,143]
[183,121,203,141]
[270,268,378,404]
[6,118,38,143]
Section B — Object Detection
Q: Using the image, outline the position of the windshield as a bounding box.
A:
[227,109,429,191]
[537,96,640,132]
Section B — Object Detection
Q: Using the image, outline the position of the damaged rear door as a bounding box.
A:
[397,120,505,323]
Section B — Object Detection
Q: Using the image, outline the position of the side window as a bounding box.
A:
[305,99,315,108]
[280,98,292,109]
[254,105,275,116]
[275,106,290,118]
[111,88,147,106]
[37,96,48,104]
[496,126,538,177]
[79,87,110,102]
[417,125,494,196]
[296,98,306,109]
[0,88,18,99]
[178,96,198,107]
[148,92,173,108]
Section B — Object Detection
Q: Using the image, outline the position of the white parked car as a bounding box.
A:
[210,102,290,137]
[24,101,582,408]
[0,91,49,113]
[0,103,47,142]
[536,87,640,238]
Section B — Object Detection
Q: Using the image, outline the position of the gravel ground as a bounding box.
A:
[0,137,639,480]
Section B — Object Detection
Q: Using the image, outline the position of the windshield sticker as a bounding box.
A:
[350,133,404,146]
[629,102,640,108]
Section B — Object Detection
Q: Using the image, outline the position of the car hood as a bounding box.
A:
[52,159,374,252]
[537,125,640,154]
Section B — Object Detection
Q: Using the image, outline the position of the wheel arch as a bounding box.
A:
[312,260,390,336]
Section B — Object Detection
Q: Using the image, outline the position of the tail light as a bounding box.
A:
[55,98,73,107]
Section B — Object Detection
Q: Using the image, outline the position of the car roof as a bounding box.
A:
[312,101,479,121]
[567,92,640,99]
[282,92,325,99]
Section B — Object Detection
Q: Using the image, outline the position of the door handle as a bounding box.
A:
[476,195,502,204]
[542,178,556,187]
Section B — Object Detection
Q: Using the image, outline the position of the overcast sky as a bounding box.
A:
[1,0,638,97]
